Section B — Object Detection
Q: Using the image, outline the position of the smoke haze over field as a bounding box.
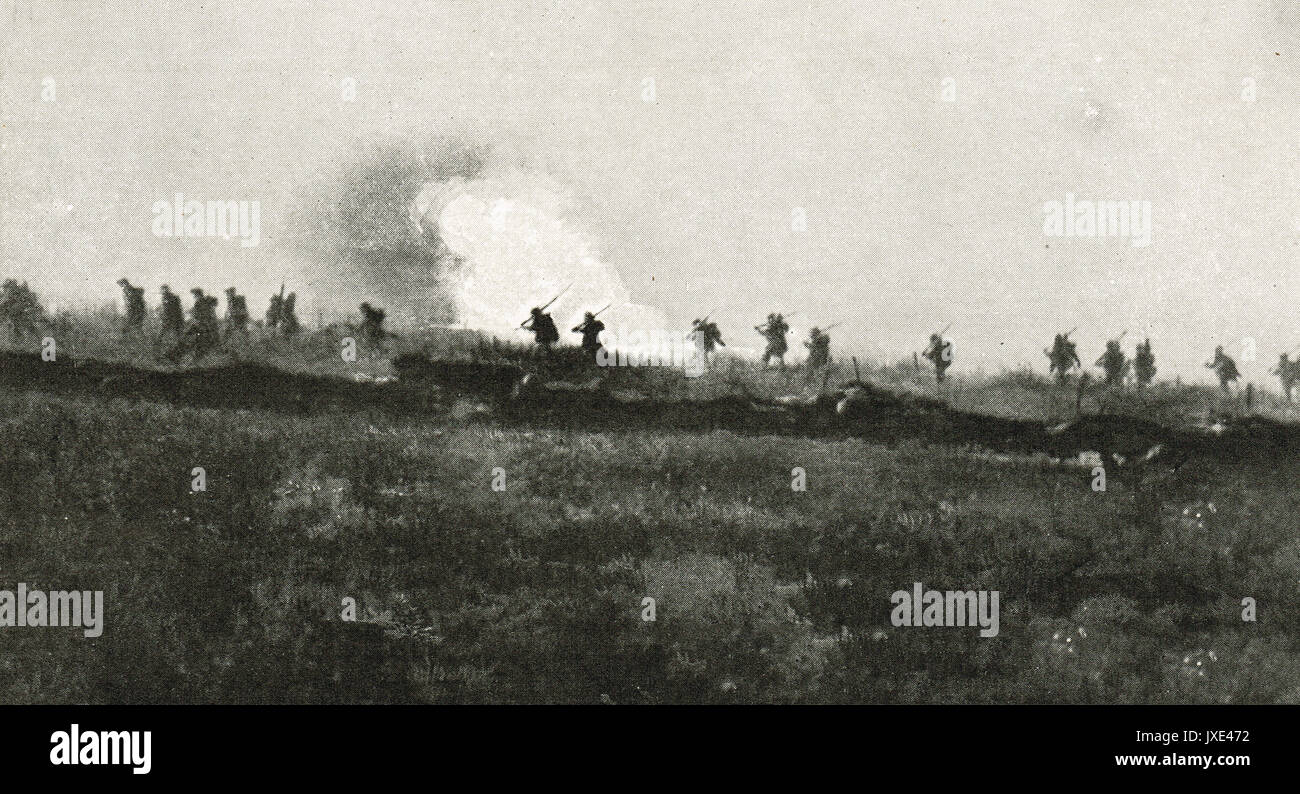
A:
[3,0,1300,382]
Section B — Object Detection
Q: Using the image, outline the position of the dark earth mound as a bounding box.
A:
[4,350,1299,465]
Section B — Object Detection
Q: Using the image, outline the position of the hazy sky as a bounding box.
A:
[3,0,1300,382]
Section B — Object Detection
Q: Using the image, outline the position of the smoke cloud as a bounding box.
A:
[297,135,668,338]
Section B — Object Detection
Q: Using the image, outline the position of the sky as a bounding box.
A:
[3,0,1300,382]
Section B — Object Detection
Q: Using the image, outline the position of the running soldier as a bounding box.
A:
[688,317,726,371]
[1095,337,1130,386]
[1272,353,1297,402]
[755,313,790,368]
[158,285,184,341]
[522,307,560,351]
[0,279,43,338]
[359,302,390,344]
[171,288,221,361]
[571,311,605,361]
[1205,345,1240,392]
[280,292,301,335]
[266,289,284,330]
[224,287,250,339]
[1045,331,1081,382]
[117,278,146,333]
[804,326,831,371]
[1133,338,1156,387]
[922,332,953,383]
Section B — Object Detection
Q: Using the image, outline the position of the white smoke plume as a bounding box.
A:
[411,169,668,341]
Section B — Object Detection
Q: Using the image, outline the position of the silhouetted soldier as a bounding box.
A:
[1205,345,1240,392]
[171,288,220,360]
[158,285,184,340]
[922,333,953,383]
[0,279,43,338]
[688,318,726,369]
[266,291,284,330]
[804,327,831,371]
[1272,353,1296,402]
[571,311,605,360]
[224,287,250,339]
[522,307,560,351]
[1133,338,1156,387]
[755,313,790,368]
[280,292,301,335]
[358,302,391,344]
[1045,332,1081,382]
[117,278,146,333]
[1095,338,1129,386]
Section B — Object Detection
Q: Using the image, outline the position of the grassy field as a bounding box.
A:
[0,380,1297,703]
[2,307,1298,703]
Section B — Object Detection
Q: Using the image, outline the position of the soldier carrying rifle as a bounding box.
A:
[1046,328,1081,382]
[688,311,726,371]
[922,323,953,383]
[756,312,791,369]
[522,285,568,352]
[804,325,834,372]
[572,304,609,361]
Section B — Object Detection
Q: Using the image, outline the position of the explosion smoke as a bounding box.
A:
[298,134,668,337]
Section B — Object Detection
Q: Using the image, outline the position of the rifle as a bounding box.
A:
[521,284,572,327]
[1065,326,1078,337]
[936,322,952,336]
[822,323,841,332]
[539,284,571,312]
[1116,329,1128,343]
[592,303,612,318]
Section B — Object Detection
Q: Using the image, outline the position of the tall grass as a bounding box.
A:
[0,385,1296,703]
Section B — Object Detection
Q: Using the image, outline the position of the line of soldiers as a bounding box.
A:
[1047,331,1160,388]
[517,301,957,384]
[115,279,405,362]
[520,303,609,361]
[17,275,1300,400]
[1043,330,1293,398]
[110,279,303,361]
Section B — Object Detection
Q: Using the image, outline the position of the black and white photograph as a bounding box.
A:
[0,0,1294,774]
